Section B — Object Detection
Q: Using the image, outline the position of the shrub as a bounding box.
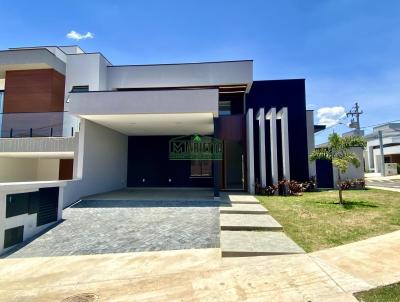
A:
[255,181,278,196]
[302,177,316,192]
[339,178,365,190]
[256,178,316,196]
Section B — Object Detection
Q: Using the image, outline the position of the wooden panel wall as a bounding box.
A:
[59,159,73,180]
[3,69,65,113]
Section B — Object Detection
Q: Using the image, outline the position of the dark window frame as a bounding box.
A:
[190,160,213,178]
[71,85,89,93]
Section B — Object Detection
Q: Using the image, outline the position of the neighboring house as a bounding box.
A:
[315,129,365,188]
[364,123,400,174]
[0,45,317,253]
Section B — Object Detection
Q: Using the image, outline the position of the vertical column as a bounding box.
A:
[267,108,278,184]
[57,187,64,221]
[306,110,315,178]
[246,109,255,194]
[278,107,290,179]
[257,108,267,186]
[0,193,6,253]
[213,117,220,199]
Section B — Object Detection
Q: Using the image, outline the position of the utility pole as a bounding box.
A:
[347,102,363,131]
[378,130,386,176]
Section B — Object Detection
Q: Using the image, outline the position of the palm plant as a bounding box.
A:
[310,133,366,204]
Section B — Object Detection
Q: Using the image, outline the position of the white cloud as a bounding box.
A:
[316,106,346,127]
[66,30,94,41]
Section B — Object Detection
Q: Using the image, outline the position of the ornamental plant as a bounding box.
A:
[310,133,366,204]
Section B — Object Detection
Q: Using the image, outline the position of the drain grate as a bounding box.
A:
[61,293,99,302]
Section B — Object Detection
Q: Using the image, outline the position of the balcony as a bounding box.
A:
[0,112,79,138]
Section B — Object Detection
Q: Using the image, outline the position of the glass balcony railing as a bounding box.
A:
[0,112,79,138]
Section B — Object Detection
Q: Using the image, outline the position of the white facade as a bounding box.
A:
[0,180,66,254]
[2,44,289,253]
[364,123,400,174]
[107,61,253,91]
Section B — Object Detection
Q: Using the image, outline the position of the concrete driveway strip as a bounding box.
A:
[0,249,357,302]
[311,230,400,289]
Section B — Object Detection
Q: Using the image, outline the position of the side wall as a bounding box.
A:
[63,120,128,207]
[246,80,310,183]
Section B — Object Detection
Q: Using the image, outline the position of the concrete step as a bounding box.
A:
[220,214,283,231]
[222,194,260,204]
[220,231,304,257]
[220,203,268,215]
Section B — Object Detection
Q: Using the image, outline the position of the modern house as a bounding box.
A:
[0,45,316,253]
[364,122,400,175]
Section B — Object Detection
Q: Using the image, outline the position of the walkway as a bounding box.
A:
[220,193,304,256]
[2,231,400,301]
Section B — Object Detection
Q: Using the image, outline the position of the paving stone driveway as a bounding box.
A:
[4,199,220,258]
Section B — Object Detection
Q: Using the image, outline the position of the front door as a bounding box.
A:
[224,141,244,190]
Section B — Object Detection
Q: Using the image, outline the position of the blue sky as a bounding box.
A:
[1,0,399,144]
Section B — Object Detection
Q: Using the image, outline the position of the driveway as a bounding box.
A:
[3,197,220,258]
[365,174,400,192]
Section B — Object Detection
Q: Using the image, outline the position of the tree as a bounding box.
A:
[310,133,367,204]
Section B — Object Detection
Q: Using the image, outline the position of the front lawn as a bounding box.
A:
[257,189,400,252]
[355,282,400,302]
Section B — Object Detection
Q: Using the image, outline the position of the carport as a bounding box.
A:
[3,188,220,258]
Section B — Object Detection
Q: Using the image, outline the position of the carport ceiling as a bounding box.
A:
[81,113,214,136]
[0,152,73,159]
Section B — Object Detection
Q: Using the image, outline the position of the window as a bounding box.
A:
[191,160,212,177]
[219,100,231,116]
[71,85,89,93]
[4,226,24,248]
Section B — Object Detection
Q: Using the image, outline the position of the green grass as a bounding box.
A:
[355,282,400,302]
[257,189,400,252]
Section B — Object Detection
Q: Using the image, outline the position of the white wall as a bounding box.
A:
[0,158,38,182]
[372,144,400,173]
[0,158,60,182]
[332,147,364,186]
[0,182,65,254]
[63,53,110,135]
[69,89,219,116]
[36,159,59,181]
[64,54,109,105]
[99,55,109,90]
[107,60,253,90]
[0,49,66,77]
[306,110,316,178]
[63,119,128,207]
